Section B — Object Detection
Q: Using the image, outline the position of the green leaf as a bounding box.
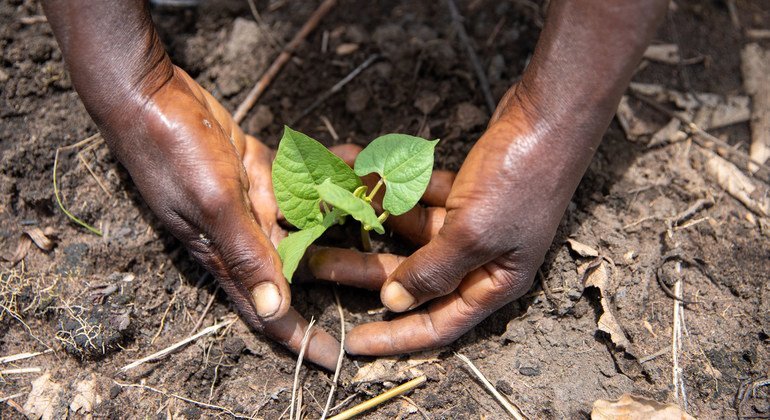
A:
[354,134,438,216]
[316,179,384,234]
[277,213,337,282]
[272,126,362,229]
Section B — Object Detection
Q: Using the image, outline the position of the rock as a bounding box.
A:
[414,91,441,115]
[335,42,359,55]
[0,68,9,83]
[346,87,370,113]
[495,380,513,395]
[453,102,487,131]
[519,366,541,377]
[247,105,274,134]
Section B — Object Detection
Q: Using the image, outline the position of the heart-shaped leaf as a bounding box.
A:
[272,126,361,229]
[277,213,337,282]
[354,134,438,215]
[316,179,384,234]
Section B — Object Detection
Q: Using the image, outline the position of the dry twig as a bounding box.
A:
[0,349,53,365]
[121,317,235,372]
[290,319,315,420]
[456,353,526,419]
[234,0,337,123]
[328,376,427,420]
[320,289,345,420]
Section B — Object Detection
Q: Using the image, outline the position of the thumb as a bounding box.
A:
[187,200,291,325]
[380,225,487,312]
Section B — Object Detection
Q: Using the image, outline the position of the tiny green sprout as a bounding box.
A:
[272,126,438,282]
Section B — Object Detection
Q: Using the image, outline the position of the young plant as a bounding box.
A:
[272,126,438,282]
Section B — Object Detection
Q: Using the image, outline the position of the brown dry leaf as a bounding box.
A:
[643,44,681,64]
[70,374,100,416]
[352,351,440,384]
[583,261,633,354]
[704,150,769,217]
[2,227,55,265]
[23,373,64,420]
[741,43,770,172]
[591,394,695,420]
[566,239,599,258]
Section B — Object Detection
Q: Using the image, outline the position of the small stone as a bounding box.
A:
[335,43,359,56]
[519,366,541,376]
[567,289,583,301]
[247,105,274,134]
[453,102,487,131]
[346,87,370,113]
[495,380,513,395]
[109,385,122,399]
[414,91,441,115]
[0,69,8,83]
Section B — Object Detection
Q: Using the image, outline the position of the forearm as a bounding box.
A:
[42,0,173,125]
[503,0,667,151]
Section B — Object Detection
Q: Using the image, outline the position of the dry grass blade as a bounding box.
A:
[0,367,42,375]
[290,318,315,420]
[53,147,102,236]
[320,289,345,420]
[328,376,427,420]
[0,349,53,365]
[114,381,254,419]
[120,318,235,372]
[456,353,526,419]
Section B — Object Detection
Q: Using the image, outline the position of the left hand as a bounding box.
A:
[307,85,595,355]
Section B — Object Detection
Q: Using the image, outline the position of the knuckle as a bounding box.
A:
[222,248,271,287]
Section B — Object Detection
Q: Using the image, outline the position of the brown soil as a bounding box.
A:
[1,0,769,418]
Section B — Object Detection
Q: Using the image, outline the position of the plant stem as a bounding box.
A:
[377,210,390,224]
[365,179,384,202]
[360,226,372,252]
[353,185,367,198]
[321,201,332,215]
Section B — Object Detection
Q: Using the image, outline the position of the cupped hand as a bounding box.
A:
[309,86,596,355]
[105,66,339,368]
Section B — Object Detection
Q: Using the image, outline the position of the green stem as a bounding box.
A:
[365,179,384,203]
[53,148,103,236]
[377,210,390,224]
[321,201,332,215]
[353,185,368,199]
[360,226,372,252]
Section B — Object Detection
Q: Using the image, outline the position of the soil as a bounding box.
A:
[1,0,769,418]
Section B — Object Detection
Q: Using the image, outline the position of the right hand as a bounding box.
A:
[99,65,340,369]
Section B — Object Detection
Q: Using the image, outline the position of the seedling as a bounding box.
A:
[272,126,438,282]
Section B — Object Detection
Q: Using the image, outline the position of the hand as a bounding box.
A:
[309,85,598,355]
[103,66,340,368]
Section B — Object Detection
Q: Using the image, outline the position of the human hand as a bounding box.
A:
[308,85,601,355]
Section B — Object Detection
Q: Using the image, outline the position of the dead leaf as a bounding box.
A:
[643,44,680,64]
[583,261,634,354]
[2,227,55,265]
[566,239,599,258]
[591,394,695,420]
[741,43,770,172]
[70,374,100,416]
[704,150,769,217]
[23,373,64,420]
[616,96,659,141]
[352,351,440,384]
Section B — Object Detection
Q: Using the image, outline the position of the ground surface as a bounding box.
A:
[1,0,769,418]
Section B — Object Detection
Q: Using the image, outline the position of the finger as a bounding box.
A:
[386,206,446,245]
[262,308,341,370]
[346,260,531,355]
[422,170,455,207]
[307,247,405,290]
[243,135,284,246]
[379,225,484,312]
[329,143,362,167]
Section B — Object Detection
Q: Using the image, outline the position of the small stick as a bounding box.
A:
[234,0,338,123]
[320,115,340,142]
[0,367,42,375]
[121,318,235,372]
[631,92,770,182]
[320,289,346,420]
[246,0,281,50]
[638,347,669,364]
[290,319,315,420]
[76,152,112,197]
[0,349,53,365]
[114,381,253,419]
[0,392,26,404]
[400,395,432,420]
[151,288,179,345]
[328,376,427,420]
[446,0,496,114]
[289,54,380,125]
[190,286,220,334]
[456,353,526,419]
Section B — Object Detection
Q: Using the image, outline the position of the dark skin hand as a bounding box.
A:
[43,0,667,363]
[310,0,669,355]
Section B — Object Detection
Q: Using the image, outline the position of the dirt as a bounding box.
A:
[1,0,769,418]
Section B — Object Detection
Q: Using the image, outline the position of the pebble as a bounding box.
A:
[335,42,359,56]
[453,102,487,130]
[495,379,513,395]
[0,69,8,83]
[519,366,541,377]
[414,91,441,115]
[345,87,370,113]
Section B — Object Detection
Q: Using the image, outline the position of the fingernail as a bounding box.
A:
[253,283,282,318]
[382,282,415,312]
